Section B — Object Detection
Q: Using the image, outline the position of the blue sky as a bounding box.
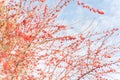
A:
[48,0,120,34]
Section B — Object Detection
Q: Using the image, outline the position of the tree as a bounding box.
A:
[0,0,120,80]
